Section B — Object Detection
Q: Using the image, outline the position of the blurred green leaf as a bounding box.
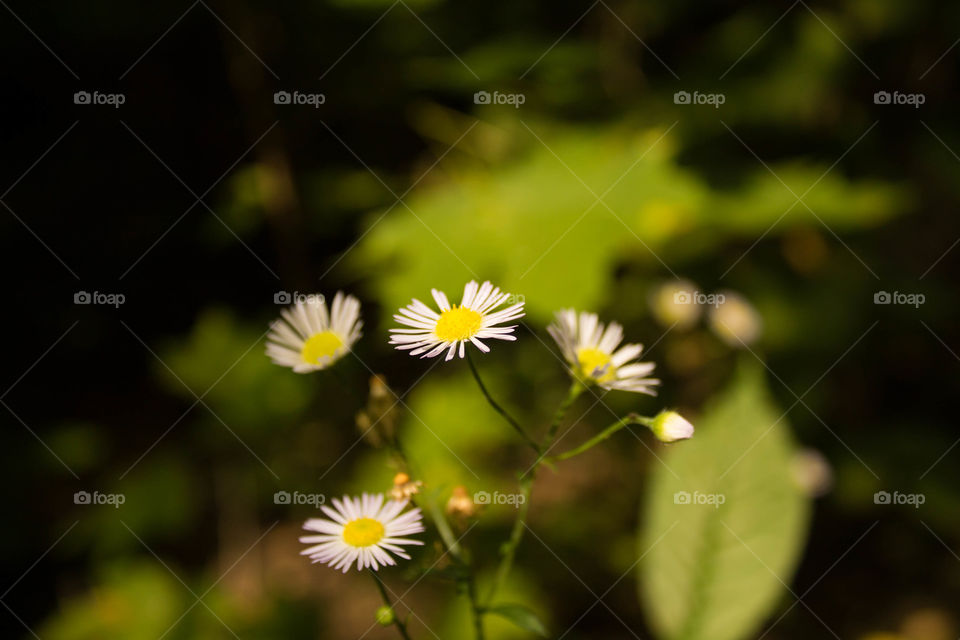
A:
[39,562,185,640]
[158,309,312,430]
[486,603,549,637]
[352,121,906,323]
[638,362,811,640]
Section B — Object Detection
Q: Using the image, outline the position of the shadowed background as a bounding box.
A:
[2,0,959,638]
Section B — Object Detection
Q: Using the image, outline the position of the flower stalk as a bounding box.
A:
[465,350,539,452]
[370,569,414,640]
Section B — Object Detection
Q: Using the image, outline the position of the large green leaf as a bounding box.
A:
[639,363,811,640]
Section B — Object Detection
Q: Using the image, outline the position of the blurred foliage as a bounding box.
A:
[640,362,810,640]
[352,118,906,323]
[39,562,185,640]
[11,0,960,637]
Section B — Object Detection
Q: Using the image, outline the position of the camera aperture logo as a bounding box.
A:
[74,490,125,508]
[74,90,125,108]
[673,290,724,308]
[274,291,325,305]
[673,90,725,108]
[74,291,125,308]
[873,90,925,108]
[674,490,726,508]
[474,90,525,108]
[873,490,924,508]
[274,90,326,108]
[874,291,924,308]
[274,490,326,507]
[474,490,525,508]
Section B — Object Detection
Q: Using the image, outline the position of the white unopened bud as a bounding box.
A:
[650,411,694,442]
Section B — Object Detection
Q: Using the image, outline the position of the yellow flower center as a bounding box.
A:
[434,306,483,342]
[342,517,385,547]
[301,330,344,364]
[577,347,615,382]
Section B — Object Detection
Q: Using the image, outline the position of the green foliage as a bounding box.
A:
[158,309,312,431]
[352,120,905,322]
[486,603,549,637]
[639,362,811,640]
[39,562,185,640]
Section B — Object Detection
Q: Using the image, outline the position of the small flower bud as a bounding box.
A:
[649,279,703,330]
[446,485,476,519]
[708,291,762,347]
[649,411,694,443]
[389,472,422,501]
[790,448,833,497]
[370,375,391,401]
[375,605,396,626]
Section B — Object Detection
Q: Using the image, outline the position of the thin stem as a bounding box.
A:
[485,472,533,605]
[552,414,653,462]
[484,382,584,605]
[426,494,463,560]
[544,381,586,448]
[465,350,538,452]
[466,573,486,640]
[370,570,414,640]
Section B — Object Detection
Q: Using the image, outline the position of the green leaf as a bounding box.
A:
[486,603,549,637]
[639,363,811,640]
[349,121,906,324]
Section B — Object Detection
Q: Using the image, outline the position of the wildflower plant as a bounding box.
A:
[268,282,694,639]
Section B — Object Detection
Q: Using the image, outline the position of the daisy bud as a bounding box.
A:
[649,411,694,443]
[446,485,477,519]
[389,472,423,501]
[708,290,762,347]
[376,605,396,626]
[649,279,703,330]
[790,448,833,497]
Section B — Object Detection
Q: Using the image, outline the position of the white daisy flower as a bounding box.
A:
[266,292,362,373]
[389,280,525,361]
[547,309,660,394]
[300,493,425,573]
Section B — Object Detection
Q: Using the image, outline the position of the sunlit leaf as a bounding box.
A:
[639,362,811,640]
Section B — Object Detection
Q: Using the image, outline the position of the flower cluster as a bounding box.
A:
[266,280,694,577]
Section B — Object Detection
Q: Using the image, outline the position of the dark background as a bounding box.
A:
[2,1,959,638]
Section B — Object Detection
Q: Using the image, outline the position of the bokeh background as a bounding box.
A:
[2,0,959,638]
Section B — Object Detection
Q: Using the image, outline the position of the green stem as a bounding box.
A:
[466,573,486,640]
[542,381,586,456]
[465,350,538,452]
[484,382,585,606]
[484,472,534,605]
[370,570,414,640]
[552,414,653,463]
[426,495,463,560]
